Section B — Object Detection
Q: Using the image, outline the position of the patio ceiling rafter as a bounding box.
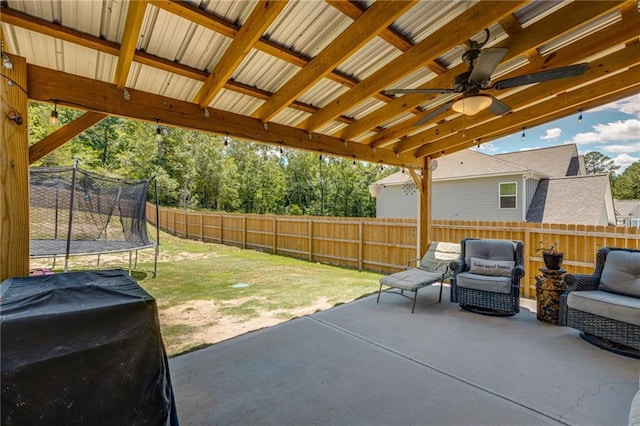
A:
[298,1,528,133]
[252,0,417,123]
[114,0,148,89]
[392,14,640,154]
[24,64,420,168]
[192,0,288,108]
[415,64,640,159]
[348,0,627,146]
[0,7,360,126]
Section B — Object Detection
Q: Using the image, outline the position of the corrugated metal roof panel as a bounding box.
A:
[515,0,566,28]
[266,1,352,57]
[144,7,196,62]
[271,107,309,127]
[200,0,257,27]
[129,64,202,101]
[336,38,400,80]
[436,23,507,69]
[538,10,621,57]
[100,0,128,42]
[394,1,477,44]
[380,112,418,130]
[315,121,346,136]
[343,98,386,121]
[385,68,438,92]
[297,79,349,108]
[210,88,265,116]
[232,49,299,93]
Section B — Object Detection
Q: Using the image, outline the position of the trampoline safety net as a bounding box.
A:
[30,164,158,270]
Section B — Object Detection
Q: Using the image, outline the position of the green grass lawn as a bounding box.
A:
[54,230,383,356]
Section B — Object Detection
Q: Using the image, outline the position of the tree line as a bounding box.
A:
[28,102,395,217]
[29,103,640,219]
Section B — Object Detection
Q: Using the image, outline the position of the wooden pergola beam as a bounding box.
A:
[114,1,148,89]
[26,64,419,168]
[299,1,527,133]
[193,0,288,108]
[1,52,29,280]
[29,112,108,164]
[253,0,416,122]
[394,27,640,155]
[349,0,629,146]
[414,65,640,159]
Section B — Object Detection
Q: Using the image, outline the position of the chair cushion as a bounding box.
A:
[464,239,516,271]
[419,241,461,273]
[456,272,512,294]
[380,269,444,291]
[599,251,640,298]
[469,257,514,277]
[567,290,640,326]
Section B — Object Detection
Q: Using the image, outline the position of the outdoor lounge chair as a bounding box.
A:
[377,241,460,313]
[559,247,640,358]
[449,238,524,316]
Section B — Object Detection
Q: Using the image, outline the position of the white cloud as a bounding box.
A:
[611,153,639,172]
[519,146,543,151]
[589,93,640,117]
[600,142,640,154]
[476,142,498,153]
[568,119,640,145]
[540,128,562,140]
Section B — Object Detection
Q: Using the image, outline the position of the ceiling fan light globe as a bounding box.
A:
[452,95,493,115]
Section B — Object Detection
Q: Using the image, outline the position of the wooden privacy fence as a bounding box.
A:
[147,204,639,299]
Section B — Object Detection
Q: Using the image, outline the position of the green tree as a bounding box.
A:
[612,161,640,199]
[584,151,619,176]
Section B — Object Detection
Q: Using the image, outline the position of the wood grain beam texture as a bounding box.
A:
[390,14,640,154]
[1,53,29,280]
[147,0,403,107]
[344,0,627,145]
[193,0,288,108]
[29,112,108,164]
[414,66,640,159]
[26,65,419,168]
[0,8,357,124]
[400,37,640,157]
[113,0,148,89]
[299,0,528,133]
[253,0,417,122]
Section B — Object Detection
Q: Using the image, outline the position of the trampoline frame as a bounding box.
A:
[30,159,160,277]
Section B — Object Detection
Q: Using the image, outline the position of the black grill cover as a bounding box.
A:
[0,269,178,425]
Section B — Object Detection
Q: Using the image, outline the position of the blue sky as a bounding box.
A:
[476,93,640,173]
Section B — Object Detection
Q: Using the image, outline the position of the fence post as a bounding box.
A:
[273,216,277,254]
[358,221,363,270]
[220,215,224,244]
[523,224,531,298]
[200,213,204,241]
[243,216,247,249]
[308,218,313,261]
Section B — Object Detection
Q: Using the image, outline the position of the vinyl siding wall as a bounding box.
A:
[376,175,525,221]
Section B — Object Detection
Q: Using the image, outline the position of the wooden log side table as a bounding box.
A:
[535,268,567,325]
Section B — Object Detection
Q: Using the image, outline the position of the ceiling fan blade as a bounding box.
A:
[486,95,511,116]
[384,88,454,95]
[414,100,454,126]
[491,63,588,90]
[469,48,508,83]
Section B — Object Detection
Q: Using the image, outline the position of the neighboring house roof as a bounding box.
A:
[614,199,640,216]
[376,149,532,186]
[494,144,584,177]
[526,174,614,225]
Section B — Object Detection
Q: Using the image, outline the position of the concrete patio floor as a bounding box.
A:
[169,285,639,425]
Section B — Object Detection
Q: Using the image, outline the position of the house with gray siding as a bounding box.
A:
[615,200,640,227]
[372,144,616,226]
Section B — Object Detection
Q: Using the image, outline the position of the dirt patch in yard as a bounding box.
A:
[159,297,334,355]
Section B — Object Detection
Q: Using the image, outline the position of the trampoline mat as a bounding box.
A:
[30,239,156,257]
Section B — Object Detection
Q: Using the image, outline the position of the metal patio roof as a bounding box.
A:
[2,0,639,170]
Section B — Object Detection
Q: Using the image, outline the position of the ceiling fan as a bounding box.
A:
[385,29,588,126]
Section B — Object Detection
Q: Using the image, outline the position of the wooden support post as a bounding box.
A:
[418,157,433,257]
[1,52,29,280]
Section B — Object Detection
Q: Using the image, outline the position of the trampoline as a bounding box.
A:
[30,160,159,275]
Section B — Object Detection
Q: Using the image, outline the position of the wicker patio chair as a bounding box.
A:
[559,247,640,356]
[449,238,525,316]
